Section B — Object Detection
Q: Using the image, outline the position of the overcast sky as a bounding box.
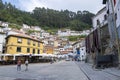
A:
[3,0,105,14]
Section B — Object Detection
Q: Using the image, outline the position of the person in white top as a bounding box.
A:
[25,59,29,71]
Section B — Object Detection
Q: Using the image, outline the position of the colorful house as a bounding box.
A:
[5,34,43,61]
[44,45,54,54]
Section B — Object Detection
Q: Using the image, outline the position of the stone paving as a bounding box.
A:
[76,61,120,80]
[1,60,120,80]
[0,61,89,80]
[102,67,120,77]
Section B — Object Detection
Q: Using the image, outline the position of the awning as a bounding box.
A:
[0,54,13,56]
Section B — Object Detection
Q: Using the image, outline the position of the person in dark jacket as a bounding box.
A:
[17,60,21,71]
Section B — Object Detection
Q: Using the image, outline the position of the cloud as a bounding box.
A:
[17,0,47,11]
[49,0,104,13]
[4,0,105,14]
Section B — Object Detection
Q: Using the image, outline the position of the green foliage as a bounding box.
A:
[47,29,58,35]
[27,30,36,34]
[68,35,87,41]
[9,23,21,30]
[0,0,95,31]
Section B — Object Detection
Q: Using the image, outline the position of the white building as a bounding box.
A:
[103,0,120,43]
[0,28,4,32]
[59,47,65,52]
[0,32,6,53]
[22,24,30,29]
[80,47,86,60]
[58,29,71,36]
[6,29,25,36]
[92,7,107,29]
[30,32,40,39]
[80,30,91,35]
[41,31,50,38]
[114,0,120,38]
[31,26,41,31]
[2,27,12,33]
[72,39,86,60]
[72,41,81,54]
[70,31,81,36]
[58,29,91,37]
[1,22,9,27]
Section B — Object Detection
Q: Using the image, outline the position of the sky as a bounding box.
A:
[3,0,105,14]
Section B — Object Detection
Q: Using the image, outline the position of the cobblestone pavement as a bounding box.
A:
[0,61,89,80]
[75,61,120,80]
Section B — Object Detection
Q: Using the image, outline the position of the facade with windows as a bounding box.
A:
[92,7,107,29]
[103,0,120,40]
[114,0,120,38]
[72,39,86,60]
[5,34,43,55]
[44,45,54,54]
[0,32,6,54]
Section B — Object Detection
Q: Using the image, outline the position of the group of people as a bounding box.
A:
[17,59,29,71]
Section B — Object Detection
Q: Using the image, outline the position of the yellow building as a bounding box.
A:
[44,45,54,54]
[6,34,43,54]
[5,34,43,61]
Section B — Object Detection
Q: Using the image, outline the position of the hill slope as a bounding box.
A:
[0,0,95,31]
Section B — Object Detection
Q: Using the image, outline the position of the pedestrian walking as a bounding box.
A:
[17,60,21,71]
[25,59,29,71]
[50,57,54,64]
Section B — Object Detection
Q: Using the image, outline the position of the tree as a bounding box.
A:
[0,0,95,31]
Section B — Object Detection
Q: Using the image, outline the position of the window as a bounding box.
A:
[27,39,31,45]
[33,41,36,46]
[27,48,30,53]
[33,49,35,54]
[17,47,21,52]
[38,43,40,47]
[17,38,22,43]
[104,15,107,20]
[38,49,40,54]
[97,19,100,25]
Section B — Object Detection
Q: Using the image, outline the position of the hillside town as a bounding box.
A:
[0,0,120,69]
[0,0,120,80]
[0,20,90,64]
